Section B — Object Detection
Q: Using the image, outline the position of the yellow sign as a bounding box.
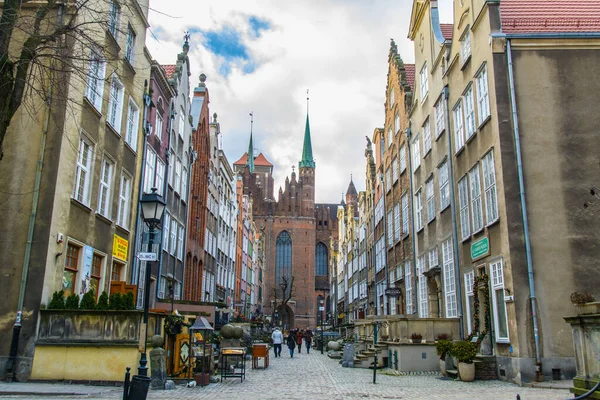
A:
[113,234,129,261]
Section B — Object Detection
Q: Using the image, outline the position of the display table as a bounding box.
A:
[251,343,269,369]
[220,347,246,382]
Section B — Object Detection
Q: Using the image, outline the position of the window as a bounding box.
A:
[458,176,470,240]
[175,158,182,194]
[177,224,184,260]
[389,87,395,109]
[126,99,139,151]
[435,98,445,138]
[453,100,465,153]
[63,243,80,297]
[144,147,156,193]
[111,260,123,282]
[97,157,114,217]
[163,213,170,251]
[464,85,476,140]
[170,219,177,255]
[276,231,293,296]
[107,75,124,133]
[418,255,428,318]
[168,150,175,186]
[117,173,131,228]
[387,127,393,147]
[393,202,400,242]
[482,151,499,224]
[428,247,438,269]
[405,260,413,314]
[181,167,188,198]
[439,160,450,210]
[395,113,400,134]
[426,177,435,222]
[385,167,391,192]
[108,0,120,39]
[469,164,484,233]
[423,119,431,155]
[387,210,393,247]
[420,63,428,99]
[491,260,509,342]
[412,134,421,172]
[461,30,471,64]
[477,64,490,124]
[74,136,94,206]
[85,48,106,111]
[315,243,328,276]
[401,193,409,235]
[465,270,475,334]
[400,145,407,173]
[125,25,136,64]
[375,238,385,273]
[155,113,163,141]
[90,253,103,296]
[442,239,457,318]
[415,190,423,231]
[392,157,399,183]
[155,158,165,196]
[179,111,185,138]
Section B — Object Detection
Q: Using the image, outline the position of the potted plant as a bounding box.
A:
[435,338,453,376]
[451,340,478,382]
[410,333,423,344]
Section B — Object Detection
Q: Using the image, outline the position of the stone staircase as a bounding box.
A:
[353,343,388,369]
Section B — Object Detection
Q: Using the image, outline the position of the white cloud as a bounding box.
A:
[146,0,452,202]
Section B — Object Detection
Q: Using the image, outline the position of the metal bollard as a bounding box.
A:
[123,367,131,400]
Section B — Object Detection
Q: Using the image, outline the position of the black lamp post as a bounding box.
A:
[320,299,324,354]
[138,188,166,377]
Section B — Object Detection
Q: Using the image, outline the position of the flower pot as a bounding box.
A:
[439,359,447,376]
[412,338,422,344]
[458,362,475,382]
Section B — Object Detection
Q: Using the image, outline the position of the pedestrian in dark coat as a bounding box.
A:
[305,328,313,354]
[286,331,297,358]
[296,329,304,353]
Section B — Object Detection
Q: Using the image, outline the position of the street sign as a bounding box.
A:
[318,306,325,311]
[385,288,401,298]
[137,252,157,261]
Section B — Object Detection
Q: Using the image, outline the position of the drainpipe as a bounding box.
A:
[6,81,53,381]
[506,39,542,378]
[405,125,419,317]
[443,85,464,339]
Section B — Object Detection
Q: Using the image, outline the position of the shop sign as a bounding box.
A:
[471,237,490,261]
[113,234,129,261]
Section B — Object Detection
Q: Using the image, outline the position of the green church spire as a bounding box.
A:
[299,91,315,169]
[246,112,254,173]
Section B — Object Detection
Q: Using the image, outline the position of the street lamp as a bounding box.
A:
[138,188,166,377]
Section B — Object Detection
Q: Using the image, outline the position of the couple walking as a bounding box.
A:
[272,327,313,358]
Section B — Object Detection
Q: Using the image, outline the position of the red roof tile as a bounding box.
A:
[233,152,273,167]
[501,0,600,34]
[162,64,176,79]
[440,23,454,40]
[404,64,415,92]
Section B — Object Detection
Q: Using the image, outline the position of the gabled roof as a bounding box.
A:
[404,64,415,92]
[440,23,454,40]
[501,0,600,34]
[346,179,357,196]
[233,152,273,167]
[162,64,176,79]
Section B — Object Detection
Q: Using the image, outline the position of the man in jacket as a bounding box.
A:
[271,327,283,357]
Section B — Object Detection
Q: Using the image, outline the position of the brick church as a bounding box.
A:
[233,111,339,330]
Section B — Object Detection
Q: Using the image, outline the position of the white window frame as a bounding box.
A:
[144,147,156,193]
[418,255,428,318]
[177,224,184,260]
[155,113,163,142]
[458,176,470,241]
[395,113,400,134]
[392,157,399,183]
[85,48,106,112]
[482,150,499,225]
[469,164,484,234]
[464,270,475,334]
[401,193,409,235]
[179,110,185,138]
[405,261,413,315]
[439,160,450,210]
[412,134,421,172]
[125,25,136,64]
[170,219,177,255]
[385,167,391,193]
[163,213,170,251]
[393,202,400,242]
[107,75,124,133]
[423,118,431,155]
[389,87,395,109]
[415,189,423,231]
[125,98,140,152]
[181,167,188,199]
[387,209,393,248]
[155,158,165,197]
[175,158,182,194]
[477,64,490,124]
[461,29,471,65]
[117,172,132,229]
[97,156,114,217]
[108,0,120,39]
[428,247,438,269]
[387,127,393,147]
[426,177,435,223]
[168,150,175,187]
[73,135,94,206]
[435,98,445,138]
[420,63,428,100]
[442,239,457,318]
[400,144,407,173]
[453,100,465,153]
[464,85,476,140]
[491,260,510,342]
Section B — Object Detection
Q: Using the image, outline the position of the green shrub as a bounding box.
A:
[123,291,135,310]
[109,292,124,310]
[48,291,66,310]
[435,339,453,360]
[79,290,97,310]
[451,340,478,364]
[65,294,80,309]
[97,291,109,310]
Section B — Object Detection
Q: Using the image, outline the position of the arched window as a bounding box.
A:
[315,242,328,276]
[276,231,292,294]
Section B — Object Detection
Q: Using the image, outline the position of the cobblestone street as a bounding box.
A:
[0,351,571,400]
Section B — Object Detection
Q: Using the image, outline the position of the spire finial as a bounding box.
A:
[351,173,353,182]
[250,111,253,135]
[306,89,309,115]
[246,112,255,173]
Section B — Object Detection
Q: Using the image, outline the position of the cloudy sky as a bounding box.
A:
[146,0,452,203]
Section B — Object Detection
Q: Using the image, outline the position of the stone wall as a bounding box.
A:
[475,355,498,380]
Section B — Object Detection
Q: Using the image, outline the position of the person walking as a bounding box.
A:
[271,327,283,358]
[296,329,304,353]
[305,328,313,354]
[286,330,297,358]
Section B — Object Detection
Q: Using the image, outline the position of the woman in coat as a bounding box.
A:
[286,330,297,358]
[296,329,304,353]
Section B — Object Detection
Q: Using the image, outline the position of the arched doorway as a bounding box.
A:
[280,304,295,331]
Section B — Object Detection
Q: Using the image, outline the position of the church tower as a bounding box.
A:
[298,94,315,217]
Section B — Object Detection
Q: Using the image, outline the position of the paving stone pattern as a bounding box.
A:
[0,351,571,400]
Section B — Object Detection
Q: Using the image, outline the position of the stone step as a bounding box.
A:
[447,369,458,378]
[355,354,369,359]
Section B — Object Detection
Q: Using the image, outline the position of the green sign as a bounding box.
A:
[471,237,489,260]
